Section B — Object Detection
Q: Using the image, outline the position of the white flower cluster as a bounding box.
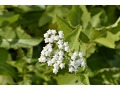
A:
[38,29,86,74]
[38,29,70,74]
[69,51,86,73]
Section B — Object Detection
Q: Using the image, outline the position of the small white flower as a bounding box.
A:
[38,56,47,62]
[47,29,52,34]
[57,40,63,45]
[71,55,76,61]
[57,60,62,64]
[53,68,58,74]
[75,60,81,66]
[81,61,86,67]
[69,66,75,73]
[58,31,64,39]
[38,58,41,62]
[41,50,45,56]
[54,35,59,41]
[59,63,65,69]
[53,63,59,68]
[44,33,49,38]
[48,48,52,52]
[79,52,84,57]
[47,60,52,66]
[51,58,56,63]
[58,56,63,61]
[48,37,54,43]
[47,43,52,48]
[63,42,69,47]
[51,30,57,34]
[44,38,49,43]
[70,61,75,66]
[73,51,78,57]
[58,44,63,49]
[64,46,70,52]
[58,50,64,56]
[44,51,50,56]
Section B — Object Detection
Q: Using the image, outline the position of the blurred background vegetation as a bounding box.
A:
[0,5,120,85]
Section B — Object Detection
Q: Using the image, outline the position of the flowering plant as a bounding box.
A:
[0,5,120,85]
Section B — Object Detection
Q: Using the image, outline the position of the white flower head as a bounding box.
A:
[39,29,86,74]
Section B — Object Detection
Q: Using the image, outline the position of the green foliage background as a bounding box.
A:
[0,5,120,85]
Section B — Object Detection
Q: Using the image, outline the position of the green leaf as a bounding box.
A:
[39,14,52,27]
[0,27,43,49]
[68,6,82,27]
[46,6,70,23]
[56,15,73,37]
[95,31,120,48]
[80,5,91,29]
[68,5,91,29]
[65,26,82,51]
[90,11,103,27]
[54,73,85,85]
[90,17,120,48]
[79,31,90,43]
[0,38,10,49]
[0,14,19,26]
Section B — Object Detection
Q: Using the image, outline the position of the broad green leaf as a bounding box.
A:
[68,6,82,27]
[95,31,120,48]
[0,14,19,26]
[56,15,73,37]
[80,5,91,29]
[90,11,103,27]
[11,38,43,49]
[90,17,120,40]
[54,73,85,85]
[46,6,70,23]
[65,26,82,51]
[90,17,120,48]
[79,31,90,43]
[39,14,52,27]
[68,5,91,29]
[0,27,43,49]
